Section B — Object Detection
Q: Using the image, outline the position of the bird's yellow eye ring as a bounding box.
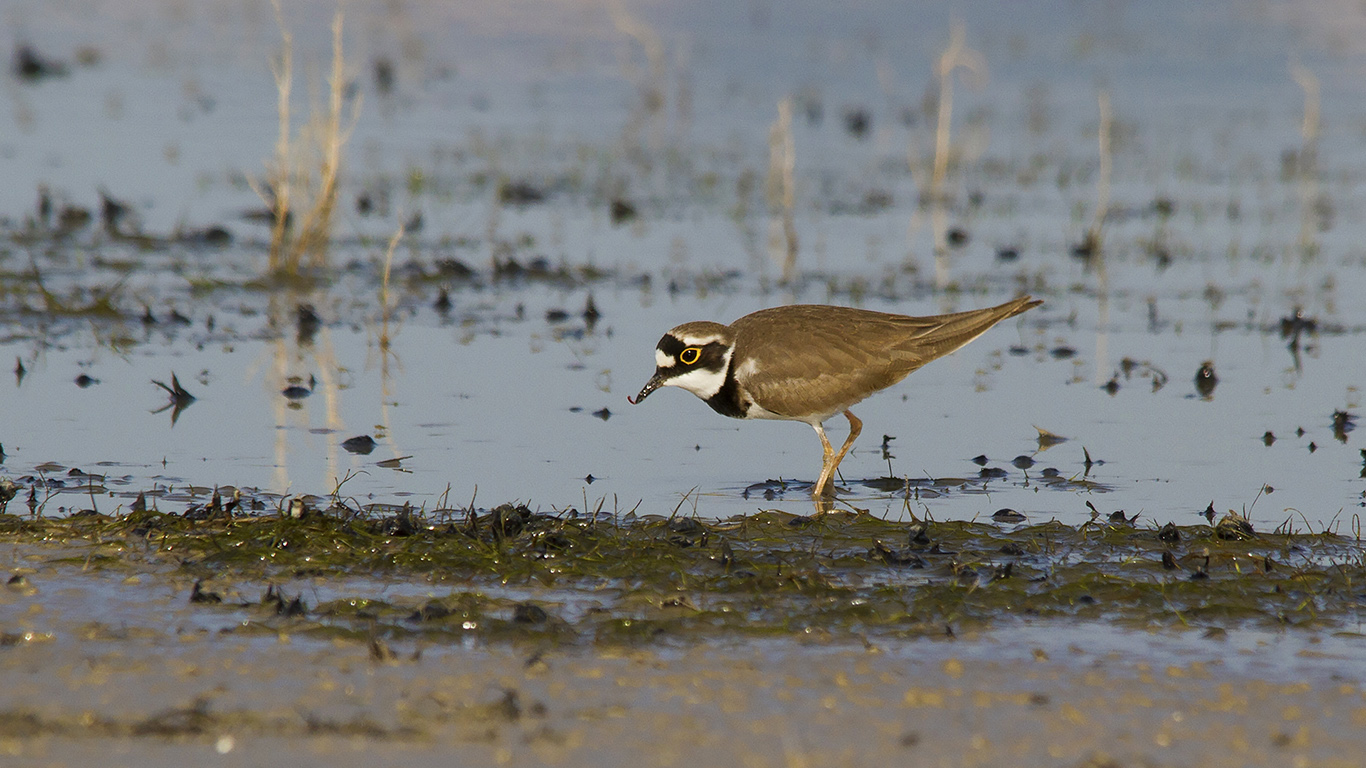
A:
[679,347,701,365]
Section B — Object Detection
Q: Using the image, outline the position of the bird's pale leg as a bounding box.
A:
[825,410,862,490]
[811,422,836,499]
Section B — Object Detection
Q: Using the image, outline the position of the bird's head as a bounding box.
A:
[629,321,733,404]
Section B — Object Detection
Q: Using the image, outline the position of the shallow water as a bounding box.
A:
[3,0,1366,531]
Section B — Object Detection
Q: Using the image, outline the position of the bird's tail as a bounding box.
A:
[899,295,1042,364]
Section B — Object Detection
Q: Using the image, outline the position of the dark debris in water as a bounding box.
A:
[1111,358,1168,393]
[742,478,804,501]
[1332,409,1357,443]
[281,375,314,400]
[151,372,196,426]
[991,508,1026,523]
[1214,510,1256,541]
[1194,360,1219,399]
[841,107,870,140]
[341,435,378,455]
[497,180,546,206]
[12,44,70,82]
[3,500,1363,646]
[1279,308,1317,343]
[608,198,637,226]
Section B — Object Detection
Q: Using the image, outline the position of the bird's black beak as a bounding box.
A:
[628,371,665,405]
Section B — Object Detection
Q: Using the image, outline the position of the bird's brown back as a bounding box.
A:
[731,296,1039,419]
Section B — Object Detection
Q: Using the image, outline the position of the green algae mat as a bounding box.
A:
[5,501,1364,647]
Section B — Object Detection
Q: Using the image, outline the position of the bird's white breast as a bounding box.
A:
[734,356,761,380]
[739,400,788,421]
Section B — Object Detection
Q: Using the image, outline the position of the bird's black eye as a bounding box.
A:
[679,347,701,365]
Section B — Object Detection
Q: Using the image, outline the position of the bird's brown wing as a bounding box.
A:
[733,297,1039,419]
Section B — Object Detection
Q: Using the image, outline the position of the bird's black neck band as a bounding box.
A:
[705,353,747,418]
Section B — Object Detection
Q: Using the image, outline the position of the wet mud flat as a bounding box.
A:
[3,503,1366,766]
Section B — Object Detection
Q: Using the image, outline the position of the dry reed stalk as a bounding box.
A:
[1291,63,1320,261]
[766,97,798,284]
[375,222,407,471]
[1086,89,1112,255]
[264,0,294,271]
[1291,63,1320,150]
[1091,90,1112,387]
[929,23,986,203]
[926,22,986,289]
[292,10,351,265]
[257,1,360,277]
[378,220,406,327]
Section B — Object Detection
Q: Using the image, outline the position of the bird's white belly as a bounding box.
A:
[741,400,837,425]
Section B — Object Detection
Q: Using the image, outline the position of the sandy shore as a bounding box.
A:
[4,559,1365,768]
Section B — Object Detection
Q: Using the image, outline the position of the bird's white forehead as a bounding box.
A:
[655,349,674,367]
[671,331,726,347]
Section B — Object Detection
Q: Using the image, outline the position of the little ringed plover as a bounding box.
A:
[629,296,1042,503]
